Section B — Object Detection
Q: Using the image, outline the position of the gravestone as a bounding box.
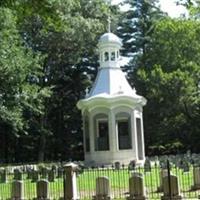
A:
[161,175,182,200]
[160,160,169,170]
[48,169,55,182]
[37,179,49,200]
[51,165,57,171]
[168,155,176,164]
[93,176,111,200]
[157,169,168,192]
[192,167,200,189]
[127,174,147,200]
[185,150,191,161]
[182,162,190,173]
[40,167,48,179]
[144,159,151,172]
[14,169,23,180]
[114,162,121,170]
[27,168,33,179]
[32,170,39,182]
[0,169,7,183]
[131,172,143,177]
[11,180,24,200]
[57,167,64,178]
[128,160,136,171]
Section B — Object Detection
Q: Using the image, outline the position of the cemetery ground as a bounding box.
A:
[1,157,200,199]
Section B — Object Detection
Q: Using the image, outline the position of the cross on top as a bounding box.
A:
[107,16,111,33]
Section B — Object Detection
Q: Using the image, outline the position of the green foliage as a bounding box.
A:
[135,18,200,154]
[0,0,118,162]
[0,7,50,162]
[117,0,164,69]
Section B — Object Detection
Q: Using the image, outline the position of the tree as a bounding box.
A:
[12,0,117,161]
[117,0,164,73]
[135,18,200,154]
[0,8,49,162]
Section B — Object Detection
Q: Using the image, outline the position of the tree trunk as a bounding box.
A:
[38,133,46,162]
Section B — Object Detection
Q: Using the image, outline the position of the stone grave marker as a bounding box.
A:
[94,176,111,200]
[0,169,7,183]
[128,160,136,171]
[27,168,33,179]
[157,169,168,192]
[191,153,198,164]
[14,169,23,180]
[192,167,200,189]
[57,167,64,178]
[159,155,168,163]
[51,165,57,171]
[31,170,39,182]
[144,159,151,172]
[40,167,48,179]
[37,179,49,200]
[127,173,147,200]
[154,156,159,165]
[51,165,58,177]
[160,161,168,169]
[182,162,190,173]
[48,169,55,182]
[114,162,121,170]
[161,175,182,200]
[11,180,24,199]
[131,172,143,177]
[178,160,189,172]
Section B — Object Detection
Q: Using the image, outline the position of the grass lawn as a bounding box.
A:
[0,166,200,199]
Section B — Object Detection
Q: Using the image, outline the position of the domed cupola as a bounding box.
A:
[98,32,122,69]
[77,25,147,166]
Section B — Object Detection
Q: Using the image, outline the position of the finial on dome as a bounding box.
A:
[85,87,89,97]
[107,16,111,33]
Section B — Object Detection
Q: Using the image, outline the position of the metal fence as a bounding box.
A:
[77,162,200,199]
[0,160,200,199]
[0,163,64,199]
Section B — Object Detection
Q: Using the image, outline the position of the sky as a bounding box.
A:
[112,0,188,18]
[159,0,187,18]
[111,0,188,66]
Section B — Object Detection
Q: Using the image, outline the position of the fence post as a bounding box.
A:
[93,176,111,200]
[63,163,79,200]
[127,173,146,200]
[167,160,172,200]
[161,174,182,200]
[36,179,49,200]
[192,166,200,189]
[11,180,24,200]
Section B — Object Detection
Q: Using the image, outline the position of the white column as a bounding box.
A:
[109,110,117,152]
[131,111,138,160]
[82,115,86,154]
[89,114,95,153]
[140,114,145,160]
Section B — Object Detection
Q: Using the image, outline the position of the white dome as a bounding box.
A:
[99,32,122,46]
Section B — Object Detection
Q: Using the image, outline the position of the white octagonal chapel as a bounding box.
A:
[77,32,147,166]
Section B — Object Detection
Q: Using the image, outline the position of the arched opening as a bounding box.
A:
[104,52,109,61]
[94,113,109,151]
[116,112,132,150]
[111,51,115,61]
[117,51,119,58]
